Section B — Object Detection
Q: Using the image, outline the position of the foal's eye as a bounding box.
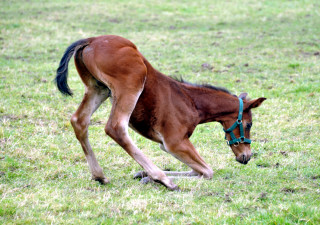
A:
[246,123,252,130]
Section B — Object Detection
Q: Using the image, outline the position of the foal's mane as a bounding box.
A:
[172,77,232,95]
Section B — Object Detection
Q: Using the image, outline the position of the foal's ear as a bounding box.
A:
[245,97,267,110]
[239,92,248,100]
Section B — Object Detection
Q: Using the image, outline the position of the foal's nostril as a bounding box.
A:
[238,154,250,164]
[236,154,251,164]
[242,155,248,164]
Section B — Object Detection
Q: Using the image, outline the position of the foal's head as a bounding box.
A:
[221,93,266,164]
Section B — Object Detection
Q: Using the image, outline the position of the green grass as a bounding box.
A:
[1,0,320,224]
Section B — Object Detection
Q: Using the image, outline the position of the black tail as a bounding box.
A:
[55,39,88,96]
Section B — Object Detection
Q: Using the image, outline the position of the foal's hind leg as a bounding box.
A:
[70,85,110,184]
[104,78,178,190]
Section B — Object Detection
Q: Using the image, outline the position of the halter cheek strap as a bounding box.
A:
[223,98,251,146]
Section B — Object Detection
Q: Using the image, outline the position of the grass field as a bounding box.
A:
[1,0,320,224]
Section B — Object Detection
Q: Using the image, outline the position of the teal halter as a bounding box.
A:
[223,98,251,146]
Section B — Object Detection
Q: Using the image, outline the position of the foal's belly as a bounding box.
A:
[129,102,162,143]
[129,116,162,143]
[129,122,162,143]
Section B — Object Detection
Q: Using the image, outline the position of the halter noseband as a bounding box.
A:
[223,98,251,146]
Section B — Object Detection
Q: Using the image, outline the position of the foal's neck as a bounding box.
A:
[144,61,239,124]
[185,86,239,124]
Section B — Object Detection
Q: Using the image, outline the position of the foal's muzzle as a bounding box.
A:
[236,153,252,164]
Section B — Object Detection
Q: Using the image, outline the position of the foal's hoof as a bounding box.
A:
[140,177,181,191]
[93,177,110,185]
[140,176,154,184]
[154,179,180,192]
[133,171,148,179]
[169,185,181,192]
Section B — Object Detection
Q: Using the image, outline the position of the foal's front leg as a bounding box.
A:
[164,138,213,179]
[160,143,200,177]
[134,171,198,182]
[134,144,199,180]
[135,139,213,181]
[70,88,110,184]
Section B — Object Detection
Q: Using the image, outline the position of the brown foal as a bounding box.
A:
[55,35,266,190]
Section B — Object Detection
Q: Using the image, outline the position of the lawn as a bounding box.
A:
[1,0,319,224]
